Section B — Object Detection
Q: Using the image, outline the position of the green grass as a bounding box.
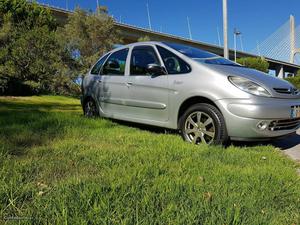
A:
[0,96,300,224]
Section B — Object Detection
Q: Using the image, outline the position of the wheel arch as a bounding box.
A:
[82,95,96,110]
[177,96,221,128]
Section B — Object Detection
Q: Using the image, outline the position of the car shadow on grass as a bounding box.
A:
[230,131,300,154]
[109,118,178,135]
[107,118,300,151]
[0,100,82,156]
[0,111,66,156]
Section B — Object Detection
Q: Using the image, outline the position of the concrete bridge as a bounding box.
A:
[45,4,300,77]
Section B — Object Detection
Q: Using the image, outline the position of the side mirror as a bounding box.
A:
[107,60,120,69]
[146,64,167,76]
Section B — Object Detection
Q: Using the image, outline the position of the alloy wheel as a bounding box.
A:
[184,111,215,144]
[85,100,97,117]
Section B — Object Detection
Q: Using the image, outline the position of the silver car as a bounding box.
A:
[81,41,300,145]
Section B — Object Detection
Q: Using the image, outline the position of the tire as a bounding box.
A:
[179,103,228,145]
[83,98,99,118]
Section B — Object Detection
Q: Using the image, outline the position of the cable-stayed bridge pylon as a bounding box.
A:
[253,15,300,67]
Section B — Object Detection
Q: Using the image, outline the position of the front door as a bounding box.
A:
[126,45,169,122]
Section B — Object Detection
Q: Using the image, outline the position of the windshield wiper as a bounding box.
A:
[219,63,243,67]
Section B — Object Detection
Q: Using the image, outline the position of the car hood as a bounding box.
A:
[204,64,299,99]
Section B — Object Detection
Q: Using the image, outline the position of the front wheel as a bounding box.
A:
[84,99,99,118]
[179,103,228,145]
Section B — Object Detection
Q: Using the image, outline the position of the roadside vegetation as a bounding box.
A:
[0,96,300,224]
[285,70,300,89]
[237,57,269,73]
[0,0,120,96]
[237,58,300,85]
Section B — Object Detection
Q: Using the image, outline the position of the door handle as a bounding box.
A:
[126,82,133,87]
[96,80,102,83]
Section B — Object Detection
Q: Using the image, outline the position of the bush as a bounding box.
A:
[285,75,300,89]
[237,57,269,73]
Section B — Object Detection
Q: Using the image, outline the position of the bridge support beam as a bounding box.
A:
[276,65,285,78]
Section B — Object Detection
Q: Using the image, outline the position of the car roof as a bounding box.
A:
[109,41,166,53]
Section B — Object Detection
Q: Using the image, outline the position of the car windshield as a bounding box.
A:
[163,42,242,67]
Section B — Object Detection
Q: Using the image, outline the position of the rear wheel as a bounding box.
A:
[179,103,228,145]
[84,99,99,118]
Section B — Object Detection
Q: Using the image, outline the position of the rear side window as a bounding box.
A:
[130,46,160,76]
[157,46,191,74]
[91,54,109,75]
[102,48,128,75]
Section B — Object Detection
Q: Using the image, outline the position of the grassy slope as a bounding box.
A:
[0,96,299,224]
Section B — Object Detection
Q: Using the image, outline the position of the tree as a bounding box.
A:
[0,26,64,94]
[62,8,121,75]
[0,0,120,96]
[0,0,64,95]
[0,0,56,30]
[0,0,83,95]
[237,57,269,73]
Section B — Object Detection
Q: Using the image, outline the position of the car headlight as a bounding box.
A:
[228,76,271,97]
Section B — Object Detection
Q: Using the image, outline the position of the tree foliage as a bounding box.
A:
[62,8,121,74]
[0,0,120,96]
[237,57,269,73]
[0,0,63,95]
[0,0,56,29]
[1,26,63,94]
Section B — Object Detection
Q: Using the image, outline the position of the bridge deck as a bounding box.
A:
[44,3,300,74]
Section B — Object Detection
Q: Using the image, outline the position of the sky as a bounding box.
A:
[37,0,300,53]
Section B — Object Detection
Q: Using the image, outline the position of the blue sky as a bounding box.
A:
[38,0,300,53]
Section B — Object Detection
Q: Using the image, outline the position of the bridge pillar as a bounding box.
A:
[290,15,300,64]
[276,65,285,78]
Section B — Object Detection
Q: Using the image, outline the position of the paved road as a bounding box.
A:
[232,130,300,167]
[272,129,300,163]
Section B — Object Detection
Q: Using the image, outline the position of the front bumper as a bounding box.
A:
[216,97,300,140]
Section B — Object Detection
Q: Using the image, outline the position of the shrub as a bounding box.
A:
[237,57,269,73]
[285,74,300,89]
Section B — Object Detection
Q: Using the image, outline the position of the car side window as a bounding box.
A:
[91,54,109,75]
[157,45,191,74]
[101,48,128,75]
[130,46,160,76]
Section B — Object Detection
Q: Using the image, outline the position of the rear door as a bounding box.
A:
[126,45,169,122]
[88,53,110,108]
[99,48,129,116]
